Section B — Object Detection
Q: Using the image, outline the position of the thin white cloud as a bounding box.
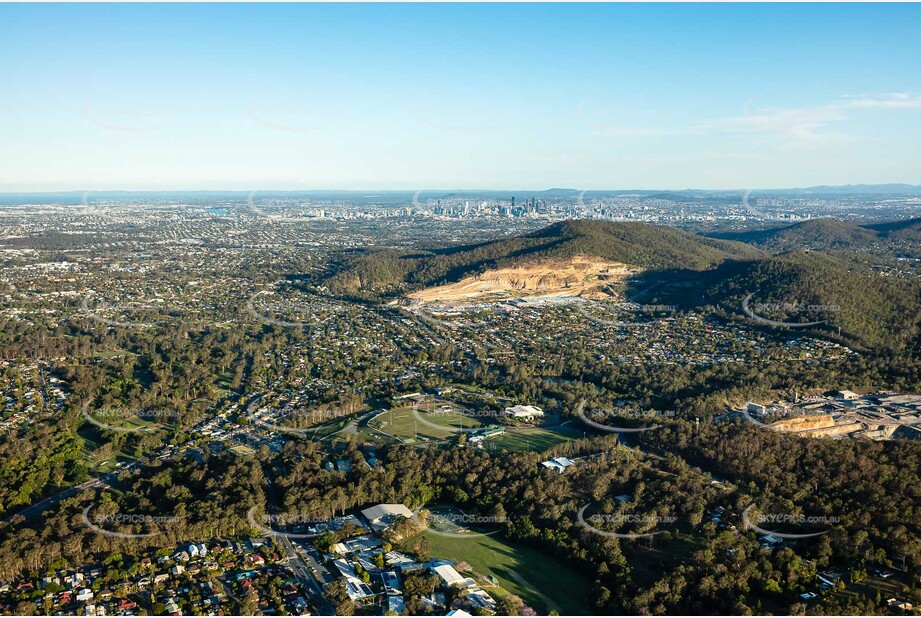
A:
[586,93,921,141]
[842,93,921,109]
[699,105,849,137]
[699,94,921,137]
[706,94,921,142]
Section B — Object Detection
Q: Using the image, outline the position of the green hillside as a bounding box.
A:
[709,218,878,251]
[867,216,921,249]
[703,252,921,351]
[324,220,761,295]
[710,217,921,256]
[320,218,921,353]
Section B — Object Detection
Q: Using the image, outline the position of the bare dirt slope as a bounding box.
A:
[406,256,637,306]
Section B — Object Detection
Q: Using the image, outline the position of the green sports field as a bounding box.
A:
[482,425,584,452]
[369,402,488,442]
[418,527,593,614]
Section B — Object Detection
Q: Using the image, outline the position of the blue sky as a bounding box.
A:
[1,3,920,191]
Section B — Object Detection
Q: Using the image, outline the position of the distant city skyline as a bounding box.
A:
[2,3,920,191]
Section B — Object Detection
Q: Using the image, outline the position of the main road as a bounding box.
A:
[262,471,335,616]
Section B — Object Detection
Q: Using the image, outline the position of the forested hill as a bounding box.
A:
[865,216,921,243]
[702,251,921,352]
[709,217,921,253]
[320,218,921,353]
[523,220,761,268]
[324,220,761,295]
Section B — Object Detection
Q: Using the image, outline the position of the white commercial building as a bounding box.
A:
[504,405,544,420]
[360,503,414,532]
[433,564,476,589]
[541,456,575,473]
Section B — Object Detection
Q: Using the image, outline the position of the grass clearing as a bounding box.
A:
[227,443,257,458]
[833,573,913,606]
[483,425,583,453]
[622,529,704,588]
[306,415,356,441]
[417,528,593,614]
[77,424,139,472]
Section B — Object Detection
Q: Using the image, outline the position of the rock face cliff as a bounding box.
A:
[770,415,838,431]
[770,415,863,437]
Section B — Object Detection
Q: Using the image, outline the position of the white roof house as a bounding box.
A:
[504,405,544,420]
[466,588,497,610]
[361,503,414,531]
[388,595,406,613]
[381,571,401,595]
[345,579,374,601]
[333,559,374,601]
[888,598,913,610]
[761,534,782,543]
[384,550,416,566]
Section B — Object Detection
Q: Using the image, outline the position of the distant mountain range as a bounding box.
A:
[753,183,921,195]
[3,183,921,204]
